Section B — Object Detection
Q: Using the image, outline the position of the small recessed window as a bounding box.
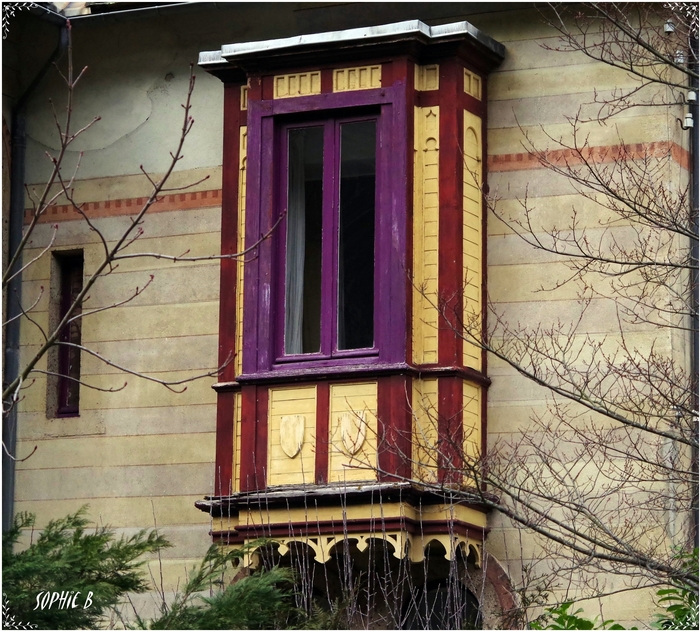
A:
[49,252,83,417]
[281,116,377,360]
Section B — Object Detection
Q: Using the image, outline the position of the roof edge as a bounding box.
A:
[198,18,505,71]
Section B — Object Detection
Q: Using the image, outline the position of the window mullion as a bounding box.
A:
[321,119,337,357]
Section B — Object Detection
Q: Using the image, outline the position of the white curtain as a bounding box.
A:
[285,133,306,354]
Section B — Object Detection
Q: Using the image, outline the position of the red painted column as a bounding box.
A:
[436,59,465,483]
[437,58,464,367]
[377,375,413,481]
[213,82,243,496]
[315,382,330,484]
[214,392,235,496]
[239,384,268,491]
[479,75,490,474]
[438,377,463,484]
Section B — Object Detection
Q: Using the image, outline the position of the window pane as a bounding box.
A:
[338,120,376,350]
[57,254,83,415]
[285,126,323,354]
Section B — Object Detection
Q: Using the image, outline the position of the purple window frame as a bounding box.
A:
[240,85,408,379]
[275,114,380,363]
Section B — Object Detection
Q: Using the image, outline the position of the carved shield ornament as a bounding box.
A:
[280,414,305,458]
[339,411,367,455]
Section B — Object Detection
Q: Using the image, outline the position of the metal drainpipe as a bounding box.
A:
[2,19,68,532]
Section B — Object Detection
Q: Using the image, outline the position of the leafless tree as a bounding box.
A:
[1,24,275,460]
[390,2,699,622]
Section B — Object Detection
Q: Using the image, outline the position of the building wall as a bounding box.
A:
[7,3,689,626]
[476,6,689,625]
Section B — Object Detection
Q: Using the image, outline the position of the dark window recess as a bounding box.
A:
[285,125,324,354]
[282,117,377,358]
[338,120,375,350]
[56,254,83,416]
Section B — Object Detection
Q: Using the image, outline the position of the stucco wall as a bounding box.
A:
[478,6,689,626]
[8,2,689,627]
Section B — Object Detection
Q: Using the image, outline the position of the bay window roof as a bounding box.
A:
[199,19,505,73]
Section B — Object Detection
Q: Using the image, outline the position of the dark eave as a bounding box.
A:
[195,481,495,518]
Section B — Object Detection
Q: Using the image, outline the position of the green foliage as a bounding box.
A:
[526,550,698,630]
[653,549,699,630]
[140,543,300,630]
[2,507,171,630]
[530,602,633,630]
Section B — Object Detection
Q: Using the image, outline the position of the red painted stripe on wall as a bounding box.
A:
[489,140,689,172]
[26,188,222,224]
[27,143,687,224]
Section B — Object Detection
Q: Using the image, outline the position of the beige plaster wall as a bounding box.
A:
[10,3,690,628]
[14,200,220,621]
[479,7,689,628]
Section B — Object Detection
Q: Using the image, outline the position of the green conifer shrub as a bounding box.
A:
[2,508,170,629]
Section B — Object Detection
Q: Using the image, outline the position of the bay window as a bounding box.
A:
[240,86,408,380]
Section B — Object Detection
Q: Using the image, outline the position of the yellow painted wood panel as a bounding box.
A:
[328,382,377,483]
[239,497,487,529]
[333,65,381,91]
[236,126,247,377]
[463,381,482,461]
[463,110,483,370]
[234,391,241,492]
[464,69,481,100]
[268,386,317,486]
[240,85,248,110]
[412,106,440,365]
[415,64,439,91]
[412,378,438,483]
[274,72,321,98]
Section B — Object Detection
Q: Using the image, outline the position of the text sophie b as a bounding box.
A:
[34,591,93,610]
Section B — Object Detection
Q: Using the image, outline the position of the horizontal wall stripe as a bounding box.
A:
[26,188,222,224]
[25,141,690,223]
[23,141,686,225]
[489,141,689,172]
